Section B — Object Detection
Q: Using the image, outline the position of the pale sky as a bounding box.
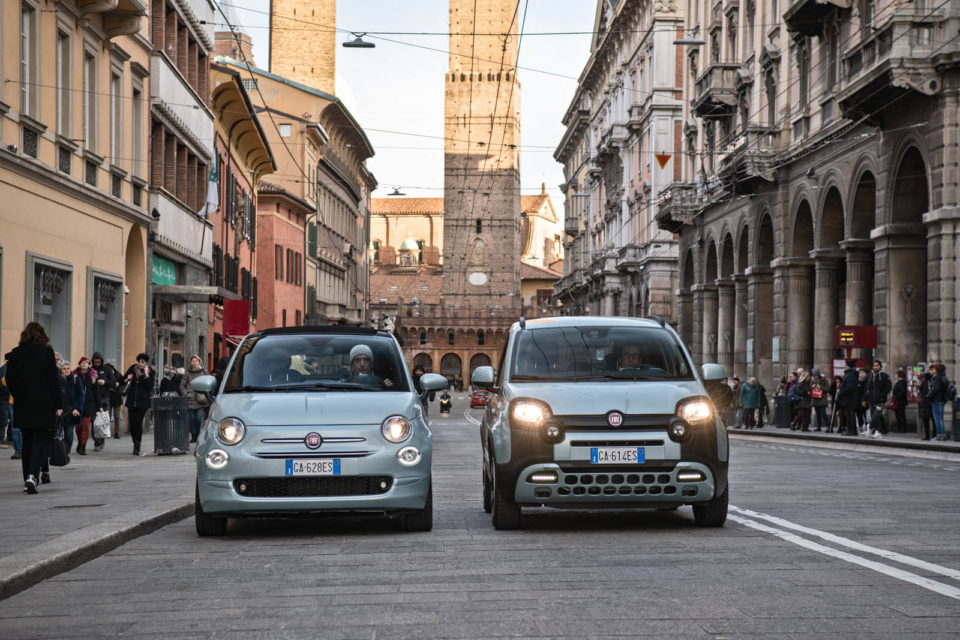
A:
[215,1,596,211]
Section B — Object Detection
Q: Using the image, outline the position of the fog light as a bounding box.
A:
[238,482,248,494]
[397,446,422,466]
[670,422,688,441]
[677,470,705,482]
[527,471,558,483]
[206,449,229,469]
[545,424,560,439]
[380,480,389,490]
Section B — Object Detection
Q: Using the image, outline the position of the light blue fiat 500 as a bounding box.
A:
[190,326,446,536]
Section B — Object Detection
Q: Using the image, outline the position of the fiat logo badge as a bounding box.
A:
[305,433,322,449]
[607,412,623,427]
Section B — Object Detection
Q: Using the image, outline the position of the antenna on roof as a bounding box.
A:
[643,315,666,327]
[519,317,526,331]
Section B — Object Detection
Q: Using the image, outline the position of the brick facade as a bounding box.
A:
[269,0,336,95]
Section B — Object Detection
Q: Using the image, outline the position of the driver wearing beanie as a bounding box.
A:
[346,345,393,387]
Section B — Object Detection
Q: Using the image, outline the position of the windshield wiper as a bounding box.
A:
[510,375,549,381]
[222,385,288,393]
[557,374,664,382]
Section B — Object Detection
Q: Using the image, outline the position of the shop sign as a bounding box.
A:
[152,255,177,286]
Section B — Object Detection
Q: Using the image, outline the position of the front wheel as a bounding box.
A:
[482,464,493,513]
[195,484,227,537]
[692,485,728,527]
[403,480,433,532]
[491,468,521,530]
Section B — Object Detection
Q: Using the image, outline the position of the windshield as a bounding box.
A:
[509,325,693,382]
[223,334,410,392]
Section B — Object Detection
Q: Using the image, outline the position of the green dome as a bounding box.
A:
[399,238,420,251]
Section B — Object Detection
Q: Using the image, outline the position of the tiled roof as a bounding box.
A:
[372,198,444,214]
[521,262,562,280]
[370,267,443,305]
[521,195,549,214]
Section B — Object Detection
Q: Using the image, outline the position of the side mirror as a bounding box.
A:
[471,366,496,390]
[419,373,447,391]
[190,374,217,394]
[701,363,725,382]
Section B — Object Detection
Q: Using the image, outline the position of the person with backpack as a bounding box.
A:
[927,363,952,441]
[836,360,861,436]
[90,353,117,450]
[738,377,762,429]
[123,354,155,456]
[810,369,829,431]
[791,370,812,432]
[891,369,908,432]
[179,355,211,443]
[864,360,892,439]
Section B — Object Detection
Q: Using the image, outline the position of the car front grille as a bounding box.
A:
[553,469,699,498]
[233,476,393,498]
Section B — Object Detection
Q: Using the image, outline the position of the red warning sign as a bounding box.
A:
[655,153,671,169]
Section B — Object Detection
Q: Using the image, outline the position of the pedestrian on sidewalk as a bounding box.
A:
[123,354,155,456]
[730,377,743,428]
[90,353,116,451]
[0,357,20,459]
[756,382,768,428]
[102,358,124,439]
[891,369,908,432]
[810,368,829,431]
[926,363,951,441]
[856,368,870,433]
[59,361,83,455]
[4,322,62,494]
[836,360,860,435]
[864,360,892,439]
[792,370,812,432]
[179,355,210,444]
[213,356,231,395]
[75,357,105,454]
[828,375,843,433]
[739,377,761,428]
[919,372,935,440]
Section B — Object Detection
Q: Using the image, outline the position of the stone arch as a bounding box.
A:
[791,199,815,257]
[123,226,147,365]
[440,352,462,377]
[720,233,735,277]
[413,352,433,372]
[704,239,719,282]
[470,353,491,375]
[889,146,929,225]
[682,249,696,288]
[756,212,775,264]
[818,186,845,248]
[849,164,878,239]
[736,224,749,273]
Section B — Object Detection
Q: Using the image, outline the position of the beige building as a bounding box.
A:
[660,0,960,391]
[0,0,152,367]
[554,0,683,321]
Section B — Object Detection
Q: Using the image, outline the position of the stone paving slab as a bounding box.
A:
[0,434,194,599]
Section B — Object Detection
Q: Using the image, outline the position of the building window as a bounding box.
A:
[372,240,381,264]
[282,309,287,327]
[58,145,72,174]
[133,183,142,207]
[20,3,37,116]
[797,38,810,107]
[56,30,71,135]
[419,331,426,345]
[91,276,121,366]
[448,331,455,345]
[22,127,38,158]
[110,72,123,164]
[295,309,301,325]
[85,160,97,187]
[83,52,97,150]
[111,173,122,198]
[279,123,291,137]
[32,261,72,356]
[275,245,283,280]
[476,219,482,234]
[242,78,258,92]
[764,69,777,127]
[132,86,143,176]
[286,249,294,283]
[478,330,485,346]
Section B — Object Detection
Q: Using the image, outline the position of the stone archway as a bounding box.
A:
[717,234,736,372]
[785,200,815,371]
[813,187,846,371]
[883,147,928,369]
[123,226,147,367]
[733,224,750,374]
[469,353,491,376]
[845,170,877,336]
[413,352,433,372]
[702,240,719,362]
[753,213,776,385]
[440,352,463,380]
[679,250,695,348]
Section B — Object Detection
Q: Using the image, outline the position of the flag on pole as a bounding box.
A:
[202,163,219,217]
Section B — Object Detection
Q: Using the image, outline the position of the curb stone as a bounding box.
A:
[0,494,192,601]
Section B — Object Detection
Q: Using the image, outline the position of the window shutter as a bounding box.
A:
[307,222,317,258]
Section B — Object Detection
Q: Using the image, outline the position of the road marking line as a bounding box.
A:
[463,408,481,425]
[728,514,960,601]
[730,506,960,581]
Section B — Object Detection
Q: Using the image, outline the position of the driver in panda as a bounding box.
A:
[344,344,393,388]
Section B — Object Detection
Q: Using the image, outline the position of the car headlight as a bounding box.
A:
[511,400,550,428]
[216,418,245,445]
[676,398,713,425]
[381,415,412,443]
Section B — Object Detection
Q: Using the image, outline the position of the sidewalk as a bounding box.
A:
[0,433,195,600]
[727,424,960,459]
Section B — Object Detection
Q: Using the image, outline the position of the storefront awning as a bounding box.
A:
[152,285,243,303]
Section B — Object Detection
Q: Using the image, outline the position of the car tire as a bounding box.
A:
[403,480,433,532]
[491,467,521,530]
[692,484,728,527]
[482,464,493,513]
[195,484,227,537]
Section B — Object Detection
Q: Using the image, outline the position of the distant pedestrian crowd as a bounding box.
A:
[715,360,956,441]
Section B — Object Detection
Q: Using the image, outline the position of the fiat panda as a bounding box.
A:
[472,316,728,530]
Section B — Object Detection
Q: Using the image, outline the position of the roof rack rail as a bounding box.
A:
[643,315,666,327]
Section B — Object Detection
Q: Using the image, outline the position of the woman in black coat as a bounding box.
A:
[123,353,155,456]
[4,322,62,493]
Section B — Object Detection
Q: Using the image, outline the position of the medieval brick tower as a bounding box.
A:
[269,0,336,95]
[443,0,522,313]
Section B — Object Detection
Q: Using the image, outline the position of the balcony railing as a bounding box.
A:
[655,182,699,233]
[693,63,740,117]
[783,0,851,36]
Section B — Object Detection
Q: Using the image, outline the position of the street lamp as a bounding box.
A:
[343,33,375,48]
[674,38,706,46]
[388,187,406,196]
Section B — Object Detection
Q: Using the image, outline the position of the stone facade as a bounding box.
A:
[269,0,336,96]
[659,0,960,386]
[553,0,682,322]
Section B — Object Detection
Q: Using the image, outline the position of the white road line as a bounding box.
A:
[463,408,481,425]
[729,506,960,582]
[728,514,960,601]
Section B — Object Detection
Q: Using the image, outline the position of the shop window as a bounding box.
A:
[30,256,73,357]
[90,274,121,366]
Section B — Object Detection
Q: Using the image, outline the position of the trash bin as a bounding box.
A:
[774,395,791,428]
[152,395,190,455]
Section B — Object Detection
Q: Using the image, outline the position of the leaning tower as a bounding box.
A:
[442,0,522,312]
[269,0,336,95]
